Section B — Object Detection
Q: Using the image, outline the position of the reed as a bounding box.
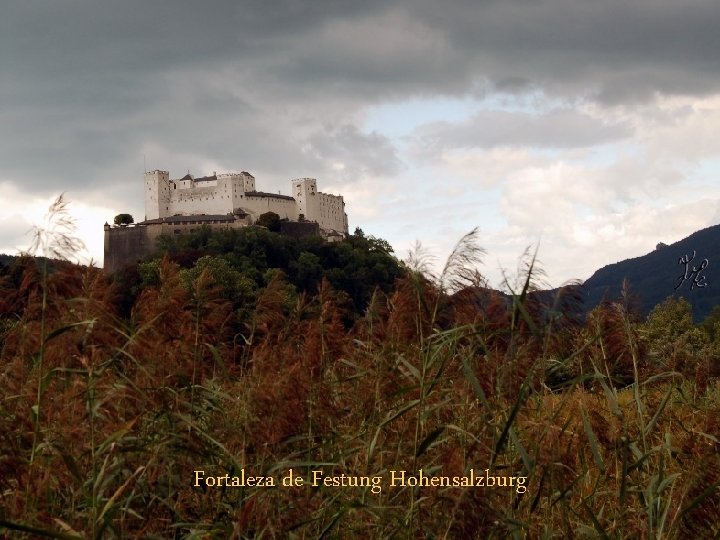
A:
[1,213,719,538]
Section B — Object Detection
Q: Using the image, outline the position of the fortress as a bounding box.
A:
[104,170,348,272]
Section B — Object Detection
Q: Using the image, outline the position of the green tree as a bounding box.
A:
[180,256,257,306]
[643,296,709,362]
[367,234,394,255]
[701,304,720,341]
[256,212,281,232]
[134,224,404,316]
[138,259,162,288]
[700,305,720,373]
[293,251,323,291]
[114,213,134,226]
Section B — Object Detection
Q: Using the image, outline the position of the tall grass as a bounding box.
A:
[1,217,719,538]
[23,196,86,472]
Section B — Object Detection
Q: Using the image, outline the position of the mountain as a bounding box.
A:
[580,224,720,322]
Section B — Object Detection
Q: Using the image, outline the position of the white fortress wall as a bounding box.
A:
[168,180,231,216]
[227,174,246,208]
[240,193,299,221]
[317,192,346,233]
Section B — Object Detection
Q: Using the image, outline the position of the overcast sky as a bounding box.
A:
[2,0,720,288]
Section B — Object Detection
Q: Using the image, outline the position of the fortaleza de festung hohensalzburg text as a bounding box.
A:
[193,469,528,495]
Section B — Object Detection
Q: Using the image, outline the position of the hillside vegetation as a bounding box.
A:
[581,223,720,322]
[1,207,720,538]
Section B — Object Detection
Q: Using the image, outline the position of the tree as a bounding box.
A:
[179,255,257,312]
[256,212,281,232]
[114,213,134,226]
[643,296,708,361]
[293,251,323,291]
[700,305,720,372]
[701,304,720,341]
[367,235,394,255]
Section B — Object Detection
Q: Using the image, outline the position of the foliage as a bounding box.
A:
[2,212,720,538]
[0,253,16,268]
[256,211,281,232]
[179,255,258,323]
[142,225,405,316]
[113,213,134,226]
[643,296,709,362]
[701,304,720,341]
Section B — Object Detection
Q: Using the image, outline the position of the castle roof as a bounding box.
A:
[175,173,218,182]
[194,174,217,182]
[139,214,239,225]
[244,190,295,201]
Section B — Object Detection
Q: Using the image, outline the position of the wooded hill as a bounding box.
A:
[6,220,720,323]
[580,223,720,322]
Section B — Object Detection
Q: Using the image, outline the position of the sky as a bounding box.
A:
[2,0,720,289]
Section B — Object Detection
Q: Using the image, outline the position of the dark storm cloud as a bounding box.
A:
[234,0,720,101]
[4,0,719,103]
[407,0,720,101]
[0,0,393,193]
[1,0,719,199]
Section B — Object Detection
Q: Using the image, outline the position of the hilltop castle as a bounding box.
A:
[143,170,347,234]
[104,170,348,272]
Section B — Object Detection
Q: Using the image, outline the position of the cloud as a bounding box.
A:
[411,109,631,153]
[0,184,94,260]
[3,0,720,283]
[304,125,402,180]
[2,0,718,198]
[407,0,720,102]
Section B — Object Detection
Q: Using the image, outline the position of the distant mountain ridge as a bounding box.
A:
[580,223,720,322]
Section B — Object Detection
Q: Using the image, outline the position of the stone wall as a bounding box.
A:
[104,225,156,273]
[278,221,321,239]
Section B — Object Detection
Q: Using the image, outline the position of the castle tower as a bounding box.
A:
[292,178,320,222]
[241,171,256,192]
[144,170,170,220]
